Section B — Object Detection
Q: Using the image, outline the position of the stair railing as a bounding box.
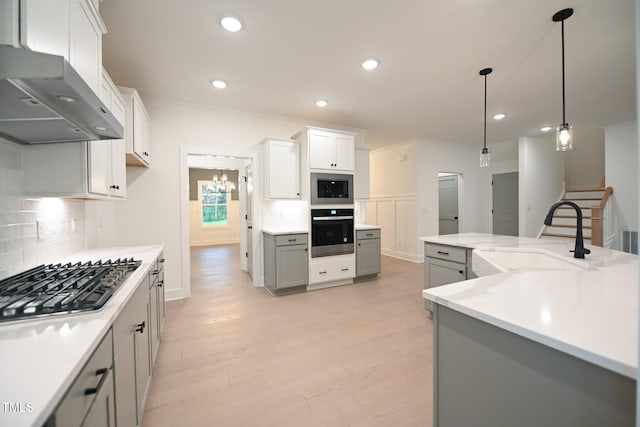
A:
[590,187,614,247]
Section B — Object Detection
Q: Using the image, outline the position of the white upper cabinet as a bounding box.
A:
[307,129,355,171]
[118,86,152,167]
[10,0,106,96]
[19,0,70,59]
[262,138,300,199]
[69,0,104,95]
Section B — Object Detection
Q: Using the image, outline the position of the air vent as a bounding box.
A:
[621,230,638,254]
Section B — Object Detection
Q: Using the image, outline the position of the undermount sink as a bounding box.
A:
[472,248,594,276]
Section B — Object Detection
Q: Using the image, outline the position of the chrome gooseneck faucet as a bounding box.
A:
[544,201,591,259]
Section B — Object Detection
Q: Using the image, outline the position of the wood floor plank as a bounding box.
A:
[142,244,433,426]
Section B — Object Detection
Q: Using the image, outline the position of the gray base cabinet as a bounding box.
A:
[356,229,381,277]
[46,330,115,427]
[424,242,472,315]
[264,232,308,295]
[433,305,635,426]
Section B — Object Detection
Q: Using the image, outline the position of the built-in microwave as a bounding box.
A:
[310,173,353,205]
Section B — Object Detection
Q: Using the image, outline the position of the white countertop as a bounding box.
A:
[421,233,638,379]
[261,228,308,235]
[0,245,164,427]
[355,224,381,231]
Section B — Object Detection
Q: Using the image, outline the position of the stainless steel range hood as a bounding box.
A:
[0,45,124,144]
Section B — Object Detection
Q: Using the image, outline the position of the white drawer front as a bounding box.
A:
[309,258,355,284]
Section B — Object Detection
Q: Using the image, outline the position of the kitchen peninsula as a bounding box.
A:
[421,233,637,427]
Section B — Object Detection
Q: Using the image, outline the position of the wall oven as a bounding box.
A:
[311,208,354,257]
[310,173,353,205]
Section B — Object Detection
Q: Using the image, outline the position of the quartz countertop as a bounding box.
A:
[0,245,164,427]
[261,228,308,235]
[421,233,638,379]
[355,224,381,231]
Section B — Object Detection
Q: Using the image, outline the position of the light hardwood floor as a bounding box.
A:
[142,245,433,427]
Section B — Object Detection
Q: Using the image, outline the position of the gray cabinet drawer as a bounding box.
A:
[275,233,308,246]
[356,229,381,240]
[52,329,114,427]
[425,242,467,264]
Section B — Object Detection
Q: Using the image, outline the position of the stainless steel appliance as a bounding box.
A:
[0,258,141,322]
[310,172,353,205]
[311,208,354,257]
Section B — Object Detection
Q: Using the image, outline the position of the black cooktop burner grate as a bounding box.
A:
[0,258,141,322]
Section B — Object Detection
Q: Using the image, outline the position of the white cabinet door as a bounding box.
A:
[110,140,127,198]
[20,0,69,58]
[265,140,300,199]
[69,0,102,95]
[88,140,111,196]
[133,97,151,164]
[309,131,334,169]
[334,134,354,170]
[308,130,355,171]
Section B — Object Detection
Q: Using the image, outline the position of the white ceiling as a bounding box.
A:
[100,0,636,150]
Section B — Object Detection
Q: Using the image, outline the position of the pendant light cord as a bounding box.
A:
[561,19,566,124]
[483,73,487,150]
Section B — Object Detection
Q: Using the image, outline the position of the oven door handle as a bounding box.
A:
[312,216,354,220]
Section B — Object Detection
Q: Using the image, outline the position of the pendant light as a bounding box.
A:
[479,67,492,168]
[553,8,574,151]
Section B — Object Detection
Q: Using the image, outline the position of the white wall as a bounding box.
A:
[518,134,566,237]
[564,127,605,189]
[0,139,86,279]
[482,139,519,232]
[604,121,638,250]
[368,142,419,261]
[416,138,490,254]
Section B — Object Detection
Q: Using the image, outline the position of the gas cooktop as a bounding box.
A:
[0,258,141,323]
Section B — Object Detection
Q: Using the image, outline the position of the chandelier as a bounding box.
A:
[211,170,236,193]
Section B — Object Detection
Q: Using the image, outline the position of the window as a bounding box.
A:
[198,180,228,226]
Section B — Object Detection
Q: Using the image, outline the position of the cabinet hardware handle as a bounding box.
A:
[358,243,361,246]
[158,280,164,287]
[366,233,373,236]
[110,185,120,190]
[296,193,300,196]
[305,248,308,252]
[341,268,349,271]
[135,321,146,333]
[152,270,160,275]
[288,239,297,242]
[459,270,464,274]
[159,258,166,263]
[319,271,327,274]
[437,251,449,255]
[84,368,109,395]
[144,151,149,156]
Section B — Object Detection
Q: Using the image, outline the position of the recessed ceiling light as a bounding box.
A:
[540,126,553,132]
[315,99,328,108]
[493,113,506,120]
[361,58,379,71]
[220,15,242,32]
[56,95,77,103]
[211,80,227,89]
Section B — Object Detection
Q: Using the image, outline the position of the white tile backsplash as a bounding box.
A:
[0,139,86,279]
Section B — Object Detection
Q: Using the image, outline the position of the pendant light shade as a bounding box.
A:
[553,8,574,151]
[479,67,492,168]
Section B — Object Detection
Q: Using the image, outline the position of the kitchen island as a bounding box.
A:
[421,233,637,427]
[0,245,164,427]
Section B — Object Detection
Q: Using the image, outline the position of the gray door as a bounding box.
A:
[492,172,518,236]
[244,164,253,278]
[439,175,459,235]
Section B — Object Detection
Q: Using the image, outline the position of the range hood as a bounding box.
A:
[0,45,124,144]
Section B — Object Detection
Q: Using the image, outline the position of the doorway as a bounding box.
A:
[492,172,519,236]
[438,173,460,235]
[179,147,256,298]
